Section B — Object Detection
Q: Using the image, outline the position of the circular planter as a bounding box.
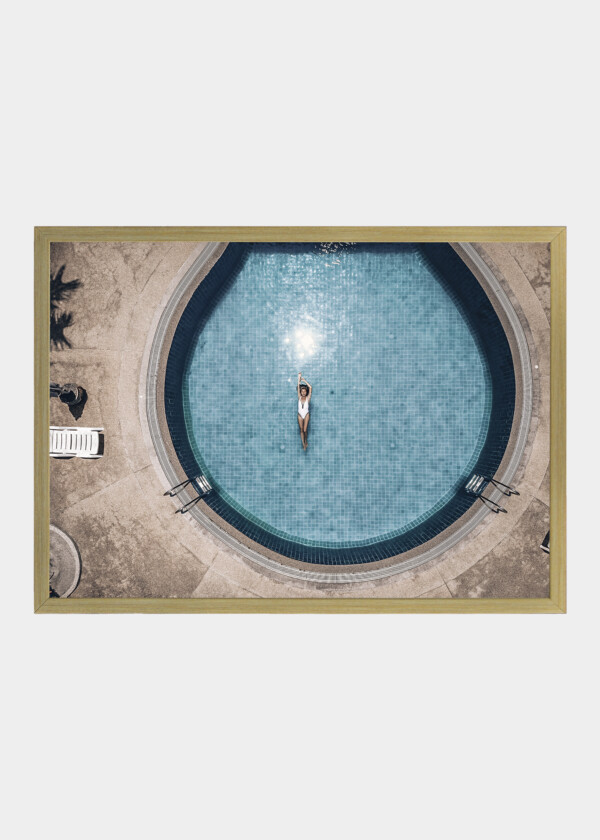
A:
[49,525,81,597]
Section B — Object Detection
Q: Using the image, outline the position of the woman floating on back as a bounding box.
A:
[297,372,312,451]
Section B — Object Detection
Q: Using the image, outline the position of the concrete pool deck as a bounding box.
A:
[49,241,550,599]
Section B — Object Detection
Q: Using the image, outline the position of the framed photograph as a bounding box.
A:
[34,227,566,613]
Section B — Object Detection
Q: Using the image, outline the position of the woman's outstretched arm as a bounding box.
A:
[297,372,302,398]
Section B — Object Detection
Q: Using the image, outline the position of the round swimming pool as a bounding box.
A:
[155,242,520,572]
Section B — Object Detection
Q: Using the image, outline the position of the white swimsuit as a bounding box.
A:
[298,398,309,419]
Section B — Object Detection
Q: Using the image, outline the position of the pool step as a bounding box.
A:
[465,473,509,514]
[194,475,212,495]
[164,474,213,514]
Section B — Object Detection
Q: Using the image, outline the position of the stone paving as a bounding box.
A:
[49,240,551,599]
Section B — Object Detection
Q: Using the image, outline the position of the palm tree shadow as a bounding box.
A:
[50,265,81,349]
[51,310,75,348]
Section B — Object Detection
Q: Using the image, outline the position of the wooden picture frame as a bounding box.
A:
[34,227,566,613]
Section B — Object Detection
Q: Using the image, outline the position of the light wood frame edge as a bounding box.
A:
[549,229,566,611]
[34,228,50,612]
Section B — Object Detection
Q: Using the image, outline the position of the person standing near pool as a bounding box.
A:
[297,372,311,451]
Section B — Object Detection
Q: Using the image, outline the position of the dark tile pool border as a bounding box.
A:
[146,242,532,582]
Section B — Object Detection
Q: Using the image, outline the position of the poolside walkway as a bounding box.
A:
[49,241,550,599]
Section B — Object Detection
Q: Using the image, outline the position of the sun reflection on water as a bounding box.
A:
[283,322,322,361]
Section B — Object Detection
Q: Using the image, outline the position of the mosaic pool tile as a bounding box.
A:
[175,243,508,556]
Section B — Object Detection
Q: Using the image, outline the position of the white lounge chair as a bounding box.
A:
[50,426,104,459]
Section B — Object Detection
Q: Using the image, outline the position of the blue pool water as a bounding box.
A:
[181,243,493,549]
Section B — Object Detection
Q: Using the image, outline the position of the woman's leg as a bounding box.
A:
[297,413,305,448]
[302,413,310,449]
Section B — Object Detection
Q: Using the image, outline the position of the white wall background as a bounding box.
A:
[1,2,597,838]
